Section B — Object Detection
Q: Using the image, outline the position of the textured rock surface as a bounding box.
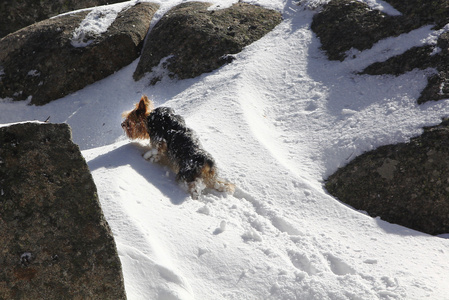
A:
[0,123,126,299]
[326,119,449,235]
[361,32,449,104]
[0,2,159,105]
[312,0,449,61]
[134,2,282,83]
[311,0,408,61]
[311,0,449,103]
[0,0,125,39]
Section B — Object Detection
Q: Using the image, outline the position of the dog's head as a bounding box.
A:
[121,95,155,139]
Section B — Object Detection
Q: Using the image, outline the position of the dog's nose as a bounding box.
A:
[121,121,126,128]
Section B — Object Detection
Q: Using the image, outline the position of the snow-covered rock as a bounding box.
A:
[311,0,449,103]
[133,2,282,83]
[0,2,158,105]
[0,0,124,39]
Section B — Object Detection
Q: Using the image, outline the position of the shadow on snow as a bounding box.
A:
[87,142,189,205]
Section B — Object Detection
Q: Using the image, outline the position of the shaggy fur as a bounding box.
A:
[122,95,234,198]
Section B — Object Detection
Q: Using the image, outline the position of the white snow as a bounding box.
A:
[70,2,132,47]
[2,0,449,299]
[357,0,402,16]
[27,70,41,77]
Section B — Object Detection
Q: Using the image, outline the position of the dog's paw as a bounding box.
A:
[188,179,206,200]
[143,148,159,162]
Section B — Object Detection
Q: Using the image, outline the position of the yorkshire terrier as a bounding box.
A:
[121,95,235,199]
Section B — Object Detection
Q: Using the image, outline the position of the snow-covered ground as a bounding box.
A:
[2,0,449,299]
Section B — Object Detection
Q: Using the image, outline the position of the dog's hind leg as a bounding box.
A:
[213,178,235,195]
[200,164,235,196]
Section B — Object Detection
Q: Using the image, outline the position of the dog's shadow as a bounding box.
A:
[87,142,189,205]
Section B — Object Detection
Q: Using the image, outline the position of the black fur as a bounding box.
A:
[146,107,216,183]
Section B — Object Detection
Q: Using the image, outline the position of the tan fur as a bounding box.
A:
[201,164,235,194]
[121,96,155,140]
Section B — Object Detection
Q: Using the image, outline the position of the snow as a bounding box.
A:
[70,2,132,47]
[2,0,449,299]
[357,0,402,16]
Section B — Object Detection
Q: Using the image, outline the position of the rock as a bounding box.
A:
[325,119,449,235]
[385,0,449,29]
[419,71,449,104]
[0,0,125,39]
[0,2,159,105]
[312,0,449,61]
[133,2,282,84]
[0,122,126,299]
[311,0,449,103]
[361,32,449,104]
[311,0,410,61]
[360,45,436,77]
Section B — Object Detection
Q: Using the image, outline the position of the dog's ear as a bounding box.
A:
[136,96,148,115]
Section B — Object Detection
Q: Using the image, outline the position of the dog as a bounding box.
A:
[121,95,235,199]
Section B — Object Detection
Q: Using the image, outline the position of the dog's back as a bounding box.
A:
[147,107,185,142]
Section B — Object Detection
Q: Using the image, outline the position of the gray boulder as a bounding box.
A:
[0,2,159,105]
[133,2,282,84]
[326,119,449,235]
[0,122,126,299]
[311,0,408,61]
[311,0,449,103]
[311,0,449,61]
[0,0,125,39]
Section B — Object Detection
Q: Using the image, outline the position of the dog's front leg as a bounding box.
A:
[143,140,167,163]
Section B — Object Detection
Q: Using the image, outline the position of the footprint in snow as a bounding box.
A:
[324,253,356,276]
[271,216,303,236]
[287,250,318,276]
[242,228,263,242]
